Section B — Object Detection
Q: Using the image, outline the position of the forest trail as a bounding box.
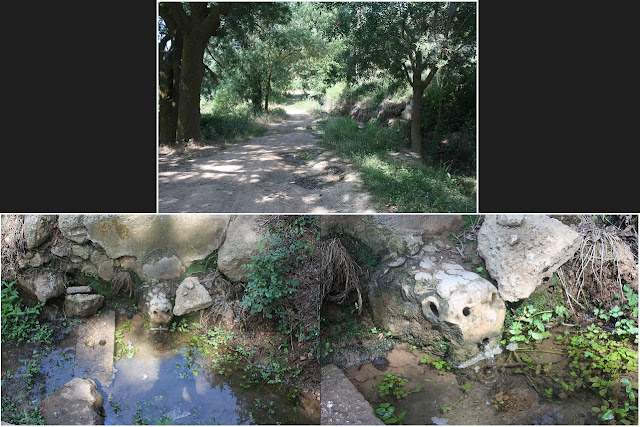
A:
[158,108,382,213]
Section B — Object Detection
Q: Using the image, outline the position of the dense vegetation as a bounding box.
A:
[159,2,476,174]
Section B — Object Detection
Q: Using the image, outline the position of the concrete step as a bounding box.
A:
[74,310,115,387]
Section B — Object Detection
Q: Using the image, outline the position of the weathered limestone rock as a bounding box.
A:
[411,259,506,363]
[477,215,581,302]
[58,215,89,243]
[82,215,229,265]
[23,215,56,249]
[117,255,136,271]
[97,260,115,281]
[173,277,213,316]
[321,364,384,425]
[17,268,66,302]
[65,294,105,317]
[38,377,105,425]
[71,244,92,260]
[217,216,264,282]
[137,283,173,329]
[142,253,185,280]
[320,215,462,258]
[370,254,506,364]
[19,250,52,268]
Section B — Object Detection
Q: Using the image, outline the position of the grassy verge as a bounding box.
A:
[320,117,476,212]
[199,101,288,143]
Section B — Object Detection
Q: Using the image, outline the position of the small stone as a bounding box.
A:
[67,286,93,295]
[508,234,519,246]
[185,281,194,290]
[99,339,106,346]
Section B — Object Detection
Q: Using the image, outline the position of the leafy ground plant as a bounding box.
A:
[375,402,406,425]
[503,285,638,425]
[373,373,421,400]
[1,280,53,345]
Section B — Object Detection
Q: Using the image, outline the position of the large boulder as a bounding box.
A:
[217,216,265,282]
[81,215,230,279]
[64,294,105,317]
[39,377,105,425]
[173,277,213,316]
[370,248,506,364]
[477,215,581,302]
[17,268,66,303]
[23,215,56,249]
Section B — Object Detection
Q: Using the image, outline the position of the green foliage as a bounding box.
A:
[183,252,219,276]
[321,117,474,212]
[0,396,45,425]
[1,280,53,345]
[419,353,452,374]
[375,403,406,425]
[373,373,419,400]
[199,103,268,142]
[322,116,399,157]
[240,216,316,324]
[169,317,199,333]
[504,285,638,425]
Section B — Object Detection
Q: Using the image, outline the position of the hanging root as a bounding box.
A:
[318,237,364,315]
[111,270,134,298]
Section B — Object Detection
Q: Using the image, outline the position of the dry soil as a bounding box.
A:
[158,108,382,213]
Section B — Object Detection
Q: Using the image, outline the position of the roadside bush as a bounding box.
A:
[322,116,399,157]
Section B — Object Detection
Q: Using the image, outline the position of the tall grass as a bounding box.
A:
[199,100,287,142]
[321,117,475,212]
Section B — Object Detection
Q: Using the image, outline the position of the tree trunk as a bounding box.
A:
[159,34,182,144]
[176,34,206,143]
[264,71,272,113]
[410,50,440,158]
[410,82,424,156]
[410,51,425,156]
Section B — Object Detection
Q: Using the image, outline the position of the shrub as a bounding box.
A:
[1,280,53,345]
[240,216,316,324]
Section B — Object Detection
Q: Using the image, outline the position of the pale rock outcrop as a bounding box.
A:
[370,248,506,364]
[477,215,581,302]
[173,277,213,316]
[217,216,265,282]
[23,215,56,249]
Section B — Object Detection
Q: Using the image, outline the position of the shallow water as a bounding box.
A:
[345,340,606,425]
[1,313,317,425]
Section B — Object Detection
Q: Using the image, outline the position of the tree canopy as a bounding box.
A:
[158,2,476,162]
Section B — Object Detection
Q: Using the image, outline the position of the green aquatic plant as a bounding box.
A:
[375,403,406,425]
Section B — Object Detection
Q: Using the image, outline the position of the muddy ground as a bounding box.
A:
[158,108,382,213]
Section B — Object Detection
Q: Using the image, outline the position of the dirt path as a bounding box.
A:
[159,108,382,213]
